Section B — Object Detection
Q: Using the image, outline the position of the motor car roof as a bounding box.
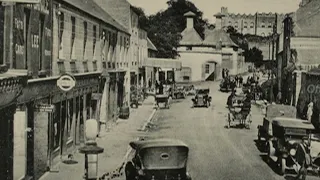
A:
[272,118,315,130]
[129,139,189,151]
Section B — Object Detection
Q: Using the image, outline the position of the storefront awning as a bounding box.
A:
[144,58,182,70]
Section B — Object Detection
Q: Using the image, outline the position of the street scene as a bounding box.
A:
[0,0,320,180]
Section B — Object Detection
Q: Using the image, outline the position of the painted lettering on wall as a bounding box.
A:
[45,27,51,37]
[15,44,24,55]
[31,34,39,48]
[14,18,24,30]
[307,84,320,94]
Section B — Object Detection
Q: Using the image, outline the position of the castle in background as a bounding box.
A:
[217,7,286,36]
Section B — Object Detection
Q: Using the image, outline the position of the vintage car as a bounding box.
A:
[227,93,252,129]
[220,78,232,92]
[257,104,297,148]
[191,88,211,108]
[173,86,186,99]
[266,118,315,175]
[124,139,192,180]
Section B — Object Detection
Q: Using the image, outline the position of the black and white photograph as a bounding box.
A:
[1,0,320,179]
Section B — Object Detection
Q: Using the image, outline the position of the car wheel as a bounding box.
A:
[279,158,286,176]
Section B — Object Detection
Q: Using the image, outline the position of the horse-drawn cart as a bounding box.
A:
[155,94,170,109]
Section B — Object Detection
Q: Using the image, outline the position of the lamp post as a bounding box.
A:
[79,119,104,180]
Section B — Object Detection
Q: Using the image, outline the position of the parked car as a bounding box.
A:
[257,104,297,149]
[192,88,211,108]
[266,118,315,175]
[124,139,192,180]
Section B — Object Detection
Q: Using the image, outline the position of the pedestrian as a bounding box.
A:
[226,69,229,77]
[294,137,311,180]
[235,75,239,87]
[159,81,164,94]
[307,102,314,123]
[239,76,243,87]
[148,78,152,89]
[155,81,159,94]
[222,68,225,79]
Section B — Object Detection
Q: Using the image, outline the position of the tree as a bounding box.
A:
[244,47,264,67]
[132,0,210,58]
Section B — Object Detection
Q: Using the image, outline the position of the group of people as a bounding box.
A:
[226,89,252,120]
[222,68,229,79]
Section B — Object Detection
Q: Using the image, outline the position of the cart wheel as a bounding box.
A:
[279,158,286,175]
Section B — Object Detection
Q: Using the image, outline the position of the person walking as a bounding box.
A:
[235,75,239,87]
[239,76,243,87]
[307,102,314,123]
[159,81,164,94]
[294,138,311,180]
[155,80,159,94]
[222,68,225,79]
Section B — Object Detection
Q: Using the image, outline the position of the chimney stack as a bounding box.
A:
[184,11,196,29]
[214,13,225,30]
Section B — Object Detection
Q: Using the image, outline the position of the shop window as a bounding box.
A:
[52,102,61,151]
[67,99,73,141]
[205,64,210,73]
[86,94,91,119]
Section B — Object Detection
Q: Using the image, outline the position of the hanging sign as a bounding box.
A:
[35,104,55,112]
[57,74,76,92]
[1,0,40,3]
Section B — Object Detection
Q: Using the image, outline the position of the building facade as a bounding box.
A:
[176,11,246,82]
[0,0,130,179]
[218,7,285,36]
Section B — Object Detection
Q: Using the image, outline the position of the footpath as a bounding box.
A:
[39,96,156,180]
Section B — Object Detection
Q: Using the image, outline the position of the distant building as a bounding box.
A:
[218,7,286,36]
[175,11,248,82]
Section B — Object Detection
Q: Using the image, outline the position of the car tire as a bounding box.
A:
[279,158,286,176]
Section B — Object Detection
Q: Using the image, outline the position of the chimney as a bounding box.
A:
[214,13,225,30]
[221,7,228,15]
[184,11,196,29]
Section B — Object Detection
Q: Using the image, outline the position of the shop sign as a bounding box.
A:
[57,74,76,92]
[1,0,40,3]
[92,93,102,100]
[307,84,320,94]
[35,104,55,112]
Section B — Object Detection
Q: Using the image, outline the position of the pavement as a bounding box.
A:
[39,96,157,180]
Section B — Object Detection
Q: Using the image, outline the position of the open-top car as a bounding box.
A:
[124,139,192,180]
[192,88,211,108]
[257,104,297,148]
[266,118,315,175]
[174,86,186,99]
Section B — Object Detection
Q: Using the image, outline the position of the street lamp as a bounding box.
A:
[79,119,104,180]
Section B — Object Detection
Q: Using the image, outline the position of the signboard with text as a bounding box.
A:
[1,0,40,3]
[35,104,55,112]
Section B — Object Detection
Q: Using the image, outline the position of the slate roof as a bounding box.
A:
[180,28,203,46]
[147,38,157,51]
[87,0,130,33]
[202,29,238,47]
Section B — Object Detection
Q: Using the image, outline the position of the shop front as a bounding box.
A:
[16,72,100,180]
[0,70,27,180]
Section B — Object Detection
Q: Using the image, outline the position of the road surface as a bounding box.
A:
[141,80,319,180]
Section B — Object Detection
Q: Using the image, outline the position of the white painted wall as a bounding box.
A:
[177,52,222,82]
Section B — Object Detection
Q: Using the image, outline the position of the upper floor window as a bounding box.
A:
[244,22,248,28]
[93,25,96,56]
[268,22,272,28]
[71,16,76,59]
[205,64,210,74]
[235,22,238,28]
[228,21,232,26]
[83,21,88,58]
[250,22,254,28]
[261,21,265,28]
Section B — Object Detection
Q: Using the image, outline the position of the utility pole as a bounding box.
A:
[270,13,278,103]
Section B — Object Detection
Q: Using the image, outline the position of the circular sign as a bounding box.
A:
[57,74,76,92]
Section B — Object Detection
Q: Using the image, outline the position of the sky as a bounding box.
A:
[127,0,301,23]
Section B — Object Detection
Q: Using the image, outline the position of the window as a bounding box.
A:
[58,12,64,59]
[39,14,45,70]
[52,102,61,150]
[83,21,87,58]
[183,76,190,80]
[261,21,265,28]
[24,9,31,69]
[250,22,254,28]
[71,16,76,59]
[93,25,96,56]
[235,22,238,28]
[228,21,231,26]
[261,32,265,37]
[244,22,248,28]
[186,46,192,51]
[205,64,210,73]
[268,22,272,28]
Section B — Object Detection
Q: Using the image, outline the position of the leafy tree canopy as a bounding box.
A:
[132,0,210,58]
[243,47,264,67]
